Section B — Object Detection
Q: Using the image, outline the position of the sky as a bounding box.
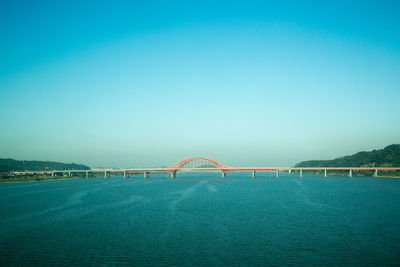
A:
[1,0,400,168]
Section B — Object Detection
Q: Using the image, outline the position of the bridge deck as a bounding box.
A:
[2,167,400,175]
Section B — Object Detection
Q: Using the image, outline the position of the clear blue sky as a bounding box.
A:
[1,0,399,168]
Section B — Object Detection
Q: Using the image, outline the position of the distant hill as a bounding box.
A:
[295,144,400,168]
[0,158,90,172]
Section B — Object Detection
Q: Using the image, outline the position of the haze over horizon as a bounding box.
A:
[1,1,400,168]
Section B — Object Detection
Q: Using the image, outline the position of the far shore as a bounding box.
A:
[0,176,81,183]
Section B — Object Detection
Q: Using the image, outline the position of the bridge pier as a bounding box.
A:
[349,169,352,177]
[144,172,149,179]
[222,172,226,178]
[324,169,327,178]
[276,170,279,178]
[104,171,107,178]
[123,171,126,179]
[171,172,176,179]
[374,169,378,177]
[252,171,256,179]
[300,169,303,178]
[86,171,88,179]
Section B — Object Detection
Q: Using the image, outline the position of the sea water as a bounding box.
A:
[1,173,400,266]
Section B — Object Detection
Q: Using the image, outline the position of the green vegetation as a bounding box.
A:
[0,158,90,172]
[295,144,400,177]
[295,144,400,168]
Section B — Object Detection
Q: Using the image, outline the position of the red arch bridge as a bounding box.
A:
[3,157,400,179]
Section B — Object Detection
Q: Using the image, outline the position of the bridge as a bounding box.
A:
[3,157,400,179]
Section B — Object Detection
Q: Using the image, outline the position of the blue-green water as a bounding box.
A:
[1,173,400,266]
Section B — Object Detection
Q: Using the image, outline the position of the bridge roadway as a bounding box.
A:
[2,156,400,179]
[3,167,400,179]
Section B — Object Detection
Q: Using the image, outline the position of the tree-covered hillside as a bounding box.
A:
[295,144,400,167]
[0,158,90,172]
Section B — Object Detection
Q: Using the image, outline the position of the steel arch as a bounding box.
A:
[165,157,231,171]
